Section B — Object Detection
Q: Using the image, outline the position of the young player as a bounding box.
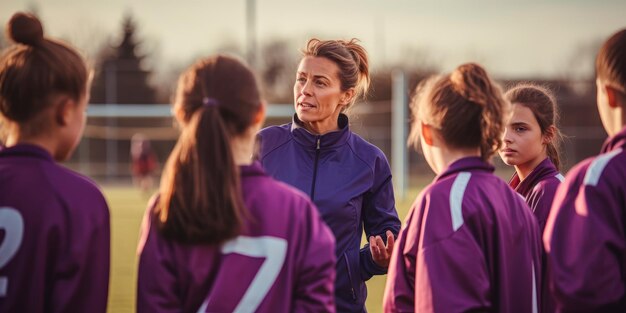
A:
[500,84,564,312]
[136,55,336,312]
[383,63,542,312]
[257,38,400,312]
[0,12,110,312]
[130,133,158,194]
[544,28,626,312]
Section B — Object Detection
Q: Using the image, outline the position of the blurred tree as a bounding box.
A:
[90,13,157,104]
[259,38,298,103]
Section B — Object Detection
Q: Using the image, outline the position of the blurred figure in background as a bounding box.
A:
[0,12,110,312]
[130,133,158,195]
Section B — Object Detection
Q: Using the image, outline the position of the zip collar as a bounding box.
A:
[290,113,351,151]
[508,157,559,197]
[240,161,267,178]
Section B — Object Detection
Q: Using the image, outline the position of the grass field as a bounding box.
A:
[103,184,423,313]
[104,168,517,312]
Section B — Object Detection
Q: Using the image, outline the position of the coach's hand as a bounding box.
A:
[370,230,395,268]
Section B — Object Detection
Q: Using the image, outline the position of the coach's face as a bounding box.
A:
[293,56,353,135]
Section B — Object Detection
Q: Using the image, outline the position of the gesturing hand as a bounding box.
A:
[369,230,395,268]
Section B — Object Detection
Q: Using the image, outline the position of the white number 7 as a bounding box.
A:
[197,236,288,313]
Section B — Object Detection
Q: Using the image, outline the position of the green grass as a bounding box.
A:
[103,185,423,313]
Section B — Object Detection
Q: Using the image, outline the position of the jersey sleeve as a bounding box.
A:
[360,154,401,280]
[293,200,337,313]
[136,200,182,313]
[50,192,110,313]
[544,164,626,312]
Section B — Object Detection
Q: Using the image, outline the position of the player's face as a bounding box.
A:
[293,56,351,134]
[499,104,546,170]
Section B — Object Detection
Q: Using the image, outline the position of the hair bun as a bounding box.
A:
[450,63,492,107]
[7,12,44,46]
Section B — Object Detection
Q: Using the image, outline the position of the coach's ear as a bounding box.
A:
[421,122,434,146]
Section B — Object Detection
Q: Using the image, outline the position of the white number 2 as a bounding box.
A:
[0,207,25,297]
[197,236,288,313]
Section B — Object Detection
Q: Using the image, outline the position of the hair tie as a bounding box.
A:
[202,97,219,108]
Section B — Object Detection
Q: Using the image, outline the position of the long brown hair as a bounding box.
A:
[301,38,370,110]
[505,84,563,170]
[409,63,509,161]
[157,55,261,245]
[0,12,88,136]
[596,28,626,92]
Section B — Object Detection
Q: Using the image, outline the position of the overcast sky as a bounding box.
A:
[1,0,625,80]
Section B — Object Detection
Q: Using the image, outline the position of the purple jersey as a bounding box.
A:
[544,126,626,312]
[0,144,110,312]
[510,157,563,313]
[383,157,542,313]
[136,162,336,313]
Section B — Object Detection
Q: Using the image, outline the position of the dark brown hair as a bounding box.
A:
[505,84,563,170]
[301,38,370,109]
[0,12,89,135]
[157,55,261,245]
[596,29,626,92]
[409,63,509,161]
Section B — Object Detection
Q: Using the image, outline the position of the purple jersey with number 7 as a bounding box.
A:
[136,162,336,313]
[0,144,111,313]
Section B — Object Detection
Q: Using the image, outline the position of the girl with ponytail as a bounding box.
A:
[0,12,110,313]
[499,84,564,313]
[257,38,400,312]
[383,63,542,313]
[136,55,336,312]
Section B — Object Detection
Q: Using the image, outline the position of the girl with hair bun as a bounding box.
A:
[500,83,564,313]
[383,63,542,312]
[257,38,400,312]
[0,12,110,312]
[136,55,336,312]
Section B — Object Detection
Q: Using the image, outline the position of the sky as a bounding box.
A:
[1,0,625,80]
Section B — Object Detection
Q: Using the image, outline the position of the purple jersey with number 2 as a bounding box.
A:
[0,144,111,313]
[136,162,336,313]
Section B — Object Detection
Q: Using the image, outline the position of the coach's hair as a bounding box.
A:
[409,63,509,161]
[505,83,563,170]
[157,55,261,245]
[0,12,89,135]
[596,28,626,93]
[301,38,370,110]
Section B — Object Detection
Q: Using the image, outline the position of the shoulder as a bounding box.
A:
[257,124,292,159]
[347,131,390,171]
[581,148,625,187]
[43,165,109,217]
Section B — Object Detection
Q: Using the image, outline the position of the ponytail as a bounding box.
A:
[157,55,261,245]
[411,63,508,161]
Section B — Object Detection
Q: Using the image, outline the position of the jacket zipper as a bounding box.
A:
[343,253,357,301]
[310,137,321,201]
